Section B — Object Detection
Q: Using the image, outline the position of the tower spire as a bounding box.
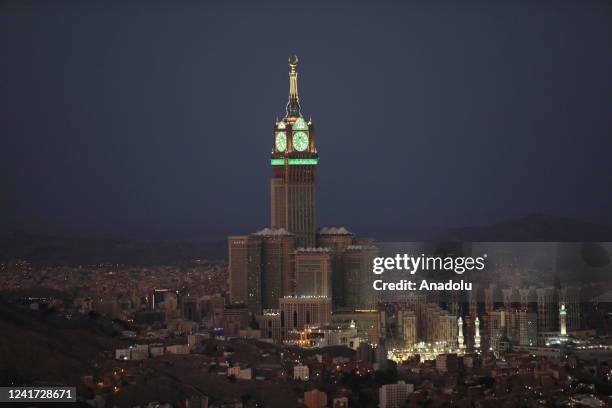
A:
[286,55,301,119]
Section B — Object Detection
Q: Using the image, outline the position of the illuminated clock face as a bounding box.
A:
[292,131,309,151]
[292,117,309,131]
[275,132,287,152]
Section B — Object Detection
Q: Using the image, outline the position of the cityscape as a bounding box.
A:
[1,57,612,408]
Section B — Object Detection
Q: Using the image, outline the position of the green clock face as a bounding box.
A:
[292,117,309,131]
[292,131,309,151]
[275,132,287,152]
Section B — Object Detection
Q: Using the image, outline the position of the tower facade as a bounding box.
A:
[294,248,332,297]
[228,235,263,313]
[270,56,318,248]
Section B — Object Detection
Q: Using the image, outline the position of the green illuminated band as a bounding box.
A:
[270,158,318,165]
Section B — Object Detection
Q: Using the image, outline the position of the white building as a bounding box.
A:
[379,381,413,408]
[294,364,310,381]
[227,366,252,380]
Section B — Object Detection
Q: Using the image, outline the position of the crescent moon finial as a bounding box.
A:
[288,55,299,67]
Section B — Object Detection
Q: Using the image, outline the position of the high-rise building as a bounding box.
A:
[517,309,537,346]
[343,245,379,309]
[488,310,506,351]
[228,235,263,313]
[255,228,295,307]
[316,227,354,307]
[437,313,458,345]
[536,287,558,332]
[502,288,519,310]
[294,248,332,297]
[229,229,295,313]
[484,284,500,314]
[469,285,484,319]
[270,57,318,248]
[400,310,417,346]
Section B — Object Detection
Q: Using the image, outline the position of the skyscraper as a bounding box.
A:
[228,235,263,313]
[294,248,332,297]
[536,287,558,332]
[255,228,295,308]
[270,56,318,248]
[343,245,379,309]
[317,227,354,307]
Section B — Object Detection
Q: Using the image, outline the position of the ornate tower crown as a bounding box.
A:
[285,55,301,122]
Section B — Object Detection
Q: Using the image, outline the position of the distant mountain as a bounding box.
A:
[0,231,226,265]
[2,214,611,265]
[443,213,612,241]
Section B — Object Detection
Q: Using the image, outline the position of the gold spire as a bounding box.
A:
[288,55,299,100]
[285,55,301,120]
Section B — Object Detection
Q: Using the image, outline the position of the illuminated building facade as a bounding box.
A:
[558,287,581,330]
[294,247,332,297]
[256,309,282,342]
[270,56,318,248]
[458,316,465,350]
[279,296,332,338]
[400,310,417,346]
[332,310,382,345]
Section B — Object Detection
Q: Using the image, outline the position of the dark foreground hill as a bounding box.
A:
[0,297,125,390]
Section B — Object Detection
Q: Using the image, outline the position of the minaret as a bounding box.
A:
[559,304,568,341]
[474,316,481,351]
[270,56,318,248]
[457,316,465,351]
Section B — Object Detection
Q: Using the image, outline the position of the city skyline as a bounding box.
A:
[2,2,612,407]
[2,1,612,242]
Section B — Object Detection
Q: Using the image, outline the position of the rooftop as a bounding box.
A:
[317,227,352,236]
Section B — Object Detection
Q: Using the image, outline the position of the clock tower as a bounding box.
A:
[270,56,318,248]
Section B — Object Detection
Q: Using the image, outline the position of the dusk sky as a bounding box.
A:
[1,0,611,241]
